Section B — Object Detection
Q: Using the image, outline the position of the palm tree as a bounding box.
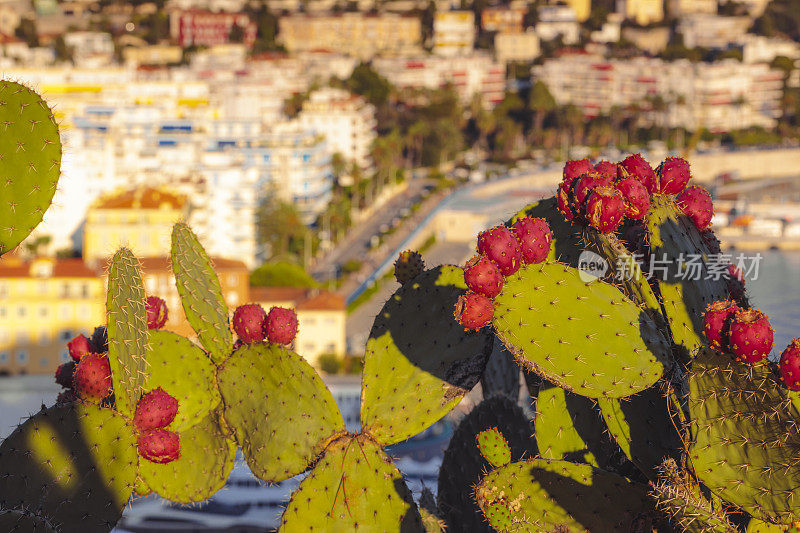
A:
[528,81,556,144]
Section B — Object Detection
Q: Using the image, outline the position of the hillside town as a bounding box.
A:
[1,0,800,377]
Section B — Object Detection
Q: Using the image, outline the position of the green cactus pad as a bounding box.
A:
[0,81,61,255]
[747,519,789,532]
[475,458,652,532]
[597,382,684,481]
[688,348,800,522]
[646,196,728,358]
[652,458,735,533]
[138,412,235,503]
[510,197,581,264]
[171,223,233,364]
[0,403,138,532]
[144,330,220,432]
[438,397,535,533]
[476,428,512,468]
[481,337,521,400]
[106,247,149,417]
[0,507,57,532]
[361,265,493,446]
[536,383,612,470]
[216,343,345,482]
[418,488,445,533]
[493,262,671,398]
[280,434,423,532]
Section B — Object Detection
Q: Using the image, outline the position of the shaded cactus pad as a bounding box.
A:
[0,403,138,533]
[361,265,493,445]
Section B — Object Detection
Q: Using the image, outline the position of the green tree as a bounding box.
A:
[249,5,280,53]
[256,196,311,260]
[229,22,245,44]
[346,63,393,107]
[250,261,319,288]
[54,35,73,63]
[528,81,556,141]
[317,353,341,374]
[15,19,39,48]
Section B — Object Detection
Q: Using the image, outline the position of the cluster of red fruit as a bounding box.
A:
[454,217,553,331]
[557,154,714,233]
[133,387,181,464]
[231,304,299,346]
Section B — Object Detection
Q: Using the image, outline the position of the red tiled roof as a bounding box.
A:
[94,187,186,210]
[0,258,99,278]
[250,287,345,311]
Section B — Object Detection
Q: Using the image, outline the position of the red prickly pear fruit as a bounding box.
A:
[477,226,522,276]
[145,296,169,330]
[55,361,76,389]
[780,339,800,391]
[619,154,656,193]
[264,307,299,345]
[73,353,112,402]
[68,334,94,362]
[702,300,739,349]
[137,429,180,464]
[729,308,774,364]
[615,177,651,219]
[593,160,617,181]
[676,186,713,230]
[394,250,424,285]
[585,186,626,233]
[557,181,576,222]
[563,159,594,184]
[572,171,614,207]
[134,387,179,431]
[512,217,552,264]
[454,291,493,331]
[232,303,267,343]
[463,255,503,298]
[656,157,691,194]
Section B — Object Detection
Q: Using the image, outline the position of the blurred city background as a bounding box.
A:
[1,0,800,529]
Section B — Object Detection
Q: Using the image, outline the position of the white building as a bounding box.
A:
[296,88,376,170]
[677,14,751,49]
[740,35,800,64]
[590,13,623,43]
[616,0,664,25]
[494,31,541,64]
[63,32,115,67]
[433,11,476,56]
[372,52,505,108]
[533,54,783,132]
[535,5,580,45]
[668,0,717,16]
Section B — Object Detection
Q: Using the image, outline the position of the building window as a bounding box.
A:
[39,306,47,318]
[60,349,70,362]
[81,283,89,298]
[16,350,28,364]
[60,330,72,342]
[304,318,317,325]
[326,343,336,352]
[61,283,69,297]
[40,357,49,367]
[0,352,8,364]
[39,331,49,345]
[38,281,47,294]
[17,305,25,317]
[304,343,316,352]
[0,306,5,318]
[0,283,7,297]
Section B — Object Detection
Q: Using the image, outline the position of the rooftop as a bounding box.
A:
[93,186,187,210]
[250,286,345,311]
[0,257,99,279]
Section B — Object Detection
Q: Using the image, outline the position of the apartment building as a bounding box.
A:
[169,10,256,48]
[668,0,717,16]
[372,53,505,108]
[677,14,752,49]
[250,287,346,366]
[0,257,104,376]
[495,31,541,64]
[278,13,422,59]
[535,5,580,45]
[297,88,377,170]
[433,11,476,56]
[63,31,115,67]
[617,0,664,25]
[83,187,188,266]
[563,0,591,22]
[533,54,783,132]
[481,7,526,34]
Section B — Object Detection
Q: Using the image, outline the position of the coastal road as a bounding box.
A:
[346,241,472,354]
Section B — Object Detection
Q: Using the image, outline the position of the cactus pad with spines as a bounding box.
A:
[688,348,800,522]
[280,434,423,532]
[216,343,346,482]
[0,81,62,255]
[493,262,671,398]
[0,403,138,533]
[106,247,149,417]
[438,397,534,533]
[647,196,728,358]
[597,382,684,481]
[361,265,493,445]
[171,223,233,363]
[475,458,652,532]
[144,330,220,432]
[138,412,235,503]
[510,197,581,265]
[476,428,511,468]
[0,508,57,532]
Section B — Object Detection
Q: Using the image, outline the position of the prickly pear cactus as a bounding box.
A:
[0,80,61,255]
[476,427,511,468]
